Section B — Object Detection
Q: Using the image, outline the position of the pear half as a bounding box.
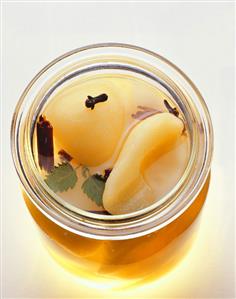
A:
[103,113,183,214]
[46,77,134,166]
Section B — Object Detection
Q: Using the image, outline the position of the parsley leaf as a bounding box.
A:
[81,165,90,178]
[44,162,78,193]
[81,175,105,207]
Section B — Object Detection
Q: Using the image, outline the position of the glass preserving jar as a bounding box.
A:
[11,43,213,288]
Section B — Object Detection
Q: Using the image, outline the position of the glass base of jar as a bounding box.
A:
[23,175,210,289]
[42,223,196,289]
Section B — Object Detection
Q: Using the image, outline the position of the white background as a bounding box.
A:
[2,2,235,298]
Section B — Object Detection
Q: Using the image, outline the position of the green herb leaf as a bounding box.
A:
[81,165,90,178]
[81,175,105,207]
[45,162,78,193]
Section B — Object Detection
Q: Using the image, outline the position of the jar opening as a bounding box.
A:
[11,43,213,239]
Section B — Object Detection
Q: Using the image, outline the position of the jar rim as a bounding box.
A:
[11,43,213,240]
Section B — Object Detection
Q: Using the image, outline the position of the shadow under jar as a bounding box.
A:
[11,43,213,289]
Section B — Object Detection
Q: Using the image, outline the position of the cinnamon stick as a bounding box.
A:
[37,115,54,172]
